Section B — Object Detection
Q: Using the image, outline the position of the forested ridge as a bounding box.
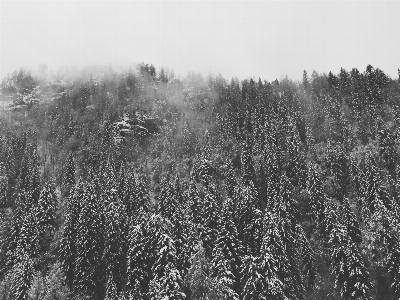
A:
[0,63,400,299]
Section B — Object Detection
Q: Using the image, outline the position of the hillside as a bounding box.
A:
[0,64,400,299]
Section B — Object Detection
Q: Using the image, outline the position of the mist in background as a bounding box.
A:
[1,0,400,81]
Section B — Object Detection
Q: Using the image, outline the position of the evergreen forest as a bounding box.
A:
[0,63,400,300]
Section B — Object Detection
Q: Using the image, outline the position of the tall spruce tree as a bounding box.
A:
[212,198,244,300]
[73,183,105,298]
[59,182,85,288]
[329,222,371,300]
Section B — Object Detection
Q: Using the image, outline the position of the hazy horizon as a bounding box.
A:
[1,0,400,81]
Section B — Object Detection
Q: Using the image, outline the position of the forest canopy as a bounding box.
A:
[0,63,400,299]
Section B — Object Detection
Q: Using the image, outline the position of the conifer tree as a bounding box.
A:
[242,212,289,300]
[329,222,371,300]
[362,152,392,219]
[59,182,85,288]
[211,198,244,300]
[260,212,304,299]
[387,231,400,299]
[340,198,362,244]
[17,210,39,259]
[63,152,75,192]
[10,251,34,300]
[102,189,128,294]
[120,170,138,218]
[0,162,8,208]
[126,222,152,300]
[187,180,202,227]
[104,273,119,300]
[135,171,152,214]
[275,173,298,229]
[158,173,177,221]
[307,164,327,227]
[295,225,316,292]
[5,205,24,271]
[26,149,41,205]
[285,117,306,188]
[241,137,256,186]
[235,181,260,254]
[378,127,397,176]
[303,70,311,94]
[201,184,220,258]
[326,142,349,201]
[126,214,168,300]
[36,182,57,232]
[73,183,105,298]
[149,233,186,300]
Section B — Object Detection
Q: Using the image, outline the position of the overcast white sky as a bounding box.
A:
[1,0,400,81]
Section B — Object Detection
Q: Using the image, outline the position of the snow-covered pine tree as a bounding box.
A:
[387,230,400,299]
[340,198,362,244]
[102,188,128,295]
[26,148,41,205]
[126,222,152,299]
[200,183,220,258]
[242,241,285,300]
[241,137,256,186]
[59,181,85,288]
[10,251,34,300]
[295,224,316,292]
[134,171,152,214]
[149,233,186,300]
[158,172,177,221]
[126,214,169,300]
[36,182,57,232]
[187,180,202,227]
[211,198,244,300]
[275,173,299,230]
[73,182,105,298]
[249,211,304,300]
[285,117,306,188]
[17,210,39,260]
[0,162,8,208]
[307,164,328,229]
[235,181,260,255]
[361,152,392,220]
[329,221,371,300]
[63,152,75,193]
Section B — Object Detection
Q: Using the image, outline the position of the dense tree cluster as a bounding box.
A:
[0,63,400,299]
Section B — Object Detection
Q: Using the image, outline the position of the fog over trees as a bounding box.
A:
[0,62,399,299]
